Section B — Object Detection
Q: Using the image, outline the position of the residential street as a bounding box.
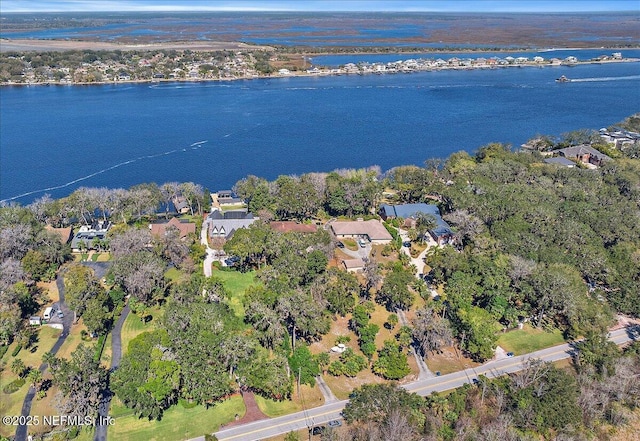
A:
[201,327,637,441]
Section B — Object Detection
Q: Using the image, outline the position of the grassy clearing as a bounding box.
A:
[55,320,89,361]
[164,267,186,283]
[107,395,245,441]
[120,308,159,355]
[0,326,60,438]
[255,383,323,417]
[211,269,258,317]
[38,280,59,304]
[342,238,358,251]
[424,346,482,376]
[27,382,64,437]
[496,324,565,355]
[309,314,387,401]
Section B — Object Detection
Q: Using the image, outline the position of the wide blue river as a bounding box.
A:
[1,61,639,204]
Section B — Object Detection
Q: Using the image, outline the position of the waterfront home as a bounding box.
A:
[330,219,392,245]
[207,210,258,240]
[212,190,245,208]
[70,221,111,252]
[149,217,196,239]
[599,128,640,149]
[553,144,612,168]
[172,194,190,214]
[379,203,455,245]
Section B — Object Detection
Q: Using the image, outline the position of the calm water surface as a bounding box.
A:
[1,62,639,203]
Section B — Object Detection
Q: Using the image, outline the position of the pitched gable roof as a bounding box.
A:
[149,217,196,239]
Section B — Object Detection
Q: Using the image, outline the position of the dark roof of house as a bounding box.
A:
[381,203,453,238]
[544,157,575,167]
[208,210,253,220]
[70,231,107,249]
[380,203,441,219]
[554,144,612,161]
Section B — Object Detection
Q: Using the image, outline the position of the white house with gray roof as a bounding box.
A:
[207,210,258,240]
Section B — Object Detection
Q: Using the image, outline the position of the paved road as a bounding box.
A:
[94,305,130,441]
[15,276,73,441]
[205,327,637,441]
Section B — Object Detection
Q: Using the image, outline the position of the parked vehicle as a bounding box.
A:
[506,352,514,357]
[311,425,326,435]
[328,420,342,428]
[43,307,53,320]
[358,238,367,248]
[57,310,64,319]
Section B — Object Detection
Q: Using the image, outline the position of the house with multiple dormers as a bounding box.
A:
[207,210,258,240]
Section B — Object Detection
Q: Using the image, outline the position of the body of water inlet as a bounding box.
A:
[1,61,639,204]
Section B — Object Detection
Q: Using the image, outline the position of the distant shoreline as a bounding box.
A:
[1,56,638,88]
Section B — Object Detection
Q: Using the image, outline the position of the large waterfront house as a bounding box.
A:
[149,217,196,239]
[70,220,111,252]
[552,144,611,168]
[330,219,393,244]
[207,210,258,240]
[380,203,455,245]
[212,190,245,208]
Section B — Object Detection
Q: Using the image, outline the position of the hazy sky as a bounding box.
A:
[2,1,639,13]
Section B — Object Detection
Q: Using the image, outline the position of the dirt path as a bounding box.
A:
[224,391,268,428]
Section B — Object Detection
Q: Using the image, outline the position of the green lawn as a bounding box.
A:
[120,308,159,355]
[497,324,565,355]
[211,269,258,317]
[254,395,301,417]
[106,395,245,441]
[0,326,60,438]
[164,267,186,283]
[341,238,358,251]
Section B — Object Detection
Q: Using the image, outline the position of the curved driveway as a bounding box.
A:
[94,305,130,441]
[15,275,73,441]
[15,262,112,441]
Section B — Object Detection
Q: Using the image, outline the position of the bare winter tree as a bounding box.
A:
[0,224,33,260]
[362,257,382,298]
[0,258,25,289]
[109,228,152,259]
[412,306,454,358]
